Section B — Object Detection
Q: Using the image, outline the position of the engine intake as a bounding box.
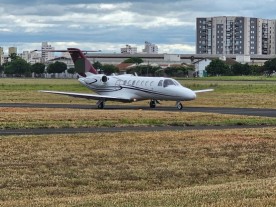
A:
[101,75,108,83]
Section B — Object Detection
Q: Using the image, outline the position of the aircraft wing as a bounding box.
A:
[39,90,132,102]
[193,89,214,93]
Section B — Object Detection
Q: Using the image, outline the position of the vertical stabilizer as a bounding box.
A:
[67,48,98,76]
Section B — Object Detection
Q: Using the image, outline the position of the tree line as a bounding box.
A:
[123,57,194,77]
[206,58,276,76]
[0,54,69,77]
[1,54,276,77]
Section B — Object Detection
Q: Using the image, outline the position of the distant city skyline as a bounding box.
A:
[1,0,276,54]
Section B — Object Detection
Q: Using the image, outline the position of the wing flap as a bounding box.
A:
[39,90,132,102]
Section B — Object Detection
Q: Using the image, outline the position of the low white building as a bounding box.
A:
[193,59,211,77]
[164,54,180,62]
[121,45,137,54]
[236,55,251,64]
[29,51,42,64]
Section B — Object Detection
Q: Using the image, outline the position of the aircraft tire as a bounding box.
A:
[97,102,105,109]
[150,100,156,108]
[177,102,183,110]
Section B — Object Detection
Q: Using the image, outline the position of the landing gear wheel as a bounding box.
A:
[97,101,105,109]
[176,102,183,110]
[150,100,156,108]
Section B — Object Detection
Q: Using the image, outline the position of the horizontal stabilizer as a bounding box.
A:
[193,89,214,93]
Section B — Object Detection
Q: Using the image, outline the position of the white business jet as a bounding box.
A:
[40,48,213,110]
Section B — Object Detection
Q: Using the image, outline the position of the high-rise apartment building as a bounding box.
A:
[196,16,276,55]
[0,47,4,65]
[41,42,55,61]
[143,41,158,54]
[8,47,17,56]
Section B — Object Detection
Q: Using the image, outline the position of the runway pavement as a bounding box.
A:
[0,102,275,117]
[0,125,275,136]
[0,103,275,136]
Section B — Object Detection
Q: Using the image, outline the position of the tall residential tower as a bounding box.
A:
[196,16,276,55]
[41,42,55,62]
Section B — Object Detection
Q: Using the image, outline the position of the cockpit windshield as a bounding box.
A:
[163,79,176,87]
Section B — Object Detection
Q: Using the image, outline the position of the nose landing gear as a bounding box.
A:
[176,101,183,110]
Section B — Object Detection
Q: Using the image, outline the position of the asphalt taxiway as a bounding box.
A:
[0,103,275,136]
[0,103,275,117]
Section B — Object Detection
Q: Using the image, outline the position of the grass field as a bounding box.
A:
[0,77,275,206]
[0,107,275,129]
[0,128,275,206]
[0,77,275,108]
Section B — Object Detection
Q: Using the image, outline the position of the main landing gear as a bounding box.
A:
[97,100,105,109]
[149,100,183,110]
[149,100,161,108]
[149,100,156,108]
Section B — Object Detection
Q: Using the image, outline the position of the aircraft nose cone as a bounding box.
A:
[188,90,196,100]
[179,88,196,101]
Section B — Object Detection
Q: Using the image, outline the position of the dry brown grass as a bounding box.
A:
[0,107,275,129]
[0,128,275,206]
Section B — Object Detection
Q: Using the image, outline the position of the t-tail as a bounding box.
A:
[67,48,98,77]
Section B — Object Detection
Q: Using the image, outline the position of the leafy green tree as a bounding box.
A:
[263,58,276,76]
[206,59,231,76]
[67,67,76,74]
[127,65,161,76]
[4,58,31,76]
[101,64,119,75]
[164,66,191,77]
[93,61,103,70]
[0,65,4,73]
[46,61,67,73]
[31,63,45,74]
[232,63,251,76]
[123,57,143,64]
[250,65,263,76]
[9,53,18,61]
[242,63,251,75]
[231,63,243,76]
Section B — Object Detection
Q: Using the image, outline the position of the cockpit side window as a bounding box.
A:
[163,79,176,87]
[173,80,180,86]
[158,80,163,87]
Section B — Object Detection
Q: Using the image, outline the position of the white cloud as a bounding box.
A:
[1,0,276,54]
[0,41,196,54]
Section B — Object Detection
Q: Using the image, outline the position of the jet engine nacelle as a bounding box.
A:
[83,75,109,85]
[101,75,108,83]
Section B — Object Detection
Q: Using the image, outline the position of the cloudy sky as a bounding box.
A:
[1,0,276,54]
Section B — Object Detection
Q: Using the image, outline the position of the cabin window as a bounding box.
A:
[158,80,163,86]
[141,81,144,86]
[136,80,140,86]
[132,80,136,86]
[123,80,127,85]
[163,79,176,87]
[145,81,149,86]
[128,80,132,85]
[150,81,154,86]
